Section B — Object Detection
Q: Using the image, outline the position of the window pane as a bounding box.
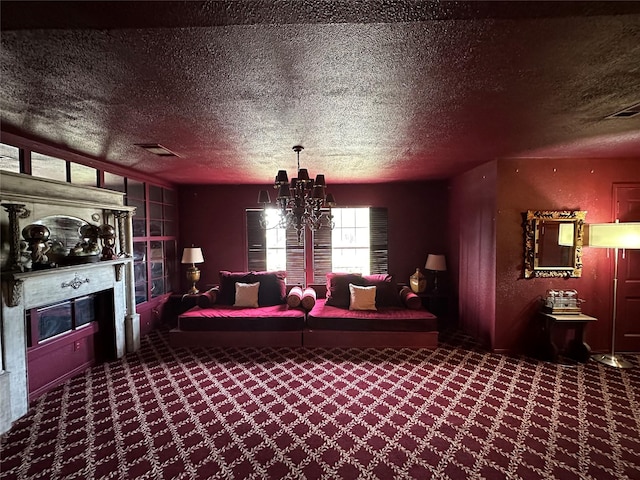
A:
[38,302,72,341]
[149,185,162,202]
[127,179,145,200]
[149,202,163,219]
[75,296,96,327]
[151,278,165,297]
[32,152,67,182]
[104,172,125,192]
[332,208,370,275]
[265,210,286,272]
[135,283,148,304]
[0,143,20,173]
[163,188,176,205]
[150,262,164,279]
[150,241,164,260]
[70,163,97,187]
[133,242,147,262]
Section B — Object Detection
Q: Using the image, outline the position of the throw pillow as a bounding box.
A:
[197,287,218,308]
[349,283,377,311]
[253,270,287,306]
[234,282,260,308]
[363,274,402,307]
[301,287,317,311]
[219,271,254,305]
[400,286,422,310]
[326,272,366,308]
[287,286,303,308]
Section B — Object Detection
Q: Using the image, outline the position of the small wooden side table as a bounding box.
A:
[539,312,597,363]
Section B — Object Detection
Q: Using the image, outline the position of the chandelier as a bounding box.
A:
[257,145,336,243]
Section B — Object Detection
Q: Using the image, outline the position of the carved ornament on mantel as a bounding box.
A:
[2,259,130,308]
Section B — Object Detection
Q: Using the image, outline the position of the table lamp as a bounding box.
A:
[425,254,447,291]
[181,247,204,294]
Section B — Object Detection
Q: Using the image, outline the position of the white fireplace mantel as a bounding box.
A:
[0,171,139,434]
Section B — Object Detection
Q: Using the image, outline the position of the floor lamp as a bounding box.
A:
[586,221,640,369]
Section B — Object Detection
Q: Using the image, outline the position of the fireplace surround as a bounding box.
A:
[1,171,138,434]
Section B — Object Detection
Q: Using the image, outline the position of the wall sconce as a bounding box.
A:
[425,254,447,292]
[181,247,204,295]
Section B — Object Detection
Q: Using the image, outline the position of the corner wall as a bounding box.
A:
[450,161,498,348]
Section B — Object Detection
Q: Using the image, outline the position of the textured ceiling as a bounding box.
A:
[1,1,639,185]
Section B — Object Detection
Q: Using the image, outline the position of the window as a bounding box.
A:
[103,172,126,193]
[331,208,370,274]
[32,152,67,182]
[129,182,177,304]
[248,207,388,285]
[70,163,97,187]
[0,143,20,173]
[264,210,287,271]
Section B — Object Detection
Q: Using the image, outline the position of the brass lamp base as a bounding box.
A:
[186,265,201,295]
[591,353,634,369]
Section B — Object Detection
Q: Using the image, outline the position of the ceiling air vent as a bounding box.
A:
[606,102,640,119]
[135,143,180,157]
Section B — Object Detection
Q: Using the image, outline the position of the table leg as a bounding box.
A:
[566,323,591,363]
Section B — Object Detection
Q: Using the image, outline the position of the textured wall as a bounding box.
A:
[494,158,640,353]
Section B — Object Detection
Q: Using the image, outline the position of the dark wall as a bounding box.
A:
[177,181,450,291]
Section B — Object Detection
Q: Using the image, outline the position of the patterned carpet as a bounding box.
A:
[1,330,639,480]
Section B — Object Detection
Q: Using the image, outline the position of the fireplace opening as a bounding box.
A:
[26,289,116,399]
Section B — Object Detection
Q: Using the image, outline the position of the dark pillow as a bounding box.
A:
[325,272,366,308]
[253,270,287,306]
[197,288,218,308]
[218,271,254,305]
[400,286,422,310]
[363,274,402,307]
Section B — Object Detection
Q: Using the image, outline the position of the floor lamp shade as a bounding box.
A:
[584,222,640,369]
[181,247,204,294]
[585,223,640,249]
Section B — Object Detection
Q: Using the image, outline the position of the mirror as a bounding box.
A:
[523,210,586,278]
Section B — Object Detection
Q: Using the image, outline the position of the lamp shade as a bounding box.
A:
[585,222,640,249]
[425,254,446,271]
[181,247,204,264]
[257,189,271,204]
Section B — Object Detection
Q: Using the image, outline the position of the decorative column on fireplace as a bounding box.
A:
[0,171,138,435]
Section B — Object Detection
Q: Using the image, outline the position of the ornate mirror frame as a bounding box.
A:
[523,210,587,278]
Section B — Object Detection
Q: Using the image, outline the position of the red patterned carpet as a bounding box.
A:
[1,330,639,480]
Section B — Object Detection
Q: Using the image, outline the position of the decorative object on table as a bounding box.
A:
[409,267,426,293]
[21,223,52,268]
[98,223,117,260]
[542,289,583,314]
[257,145,337,244]
[584,221,640,369]
[181,247,204,294]
[425,254,447,291]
